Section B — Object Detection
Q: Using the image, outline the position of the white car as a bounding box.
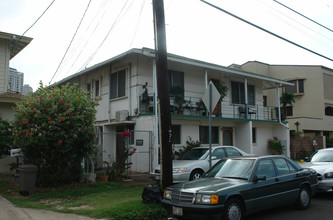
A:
[151,146,252,183]
[301,148,333,192]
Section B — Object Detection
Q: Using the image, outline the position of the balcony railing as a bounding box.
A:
[139,94,279,121]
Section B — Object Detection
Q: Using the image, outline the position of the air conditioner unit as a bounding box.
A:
[116,110,129,121]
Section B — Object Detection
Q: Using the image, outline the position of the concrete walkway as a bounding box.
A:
[0,195,97,220]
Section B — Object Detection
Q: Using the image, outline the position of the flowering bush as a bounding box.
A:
[12,82,98,186]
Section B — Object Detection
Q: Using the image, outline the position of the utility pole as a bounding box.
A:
[152,0,173,188]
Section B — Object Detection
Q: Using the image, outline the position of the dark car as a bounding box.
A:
[162,155,318,220]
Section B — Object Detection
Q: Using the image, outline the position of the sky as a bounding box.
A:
[1,0,332,91]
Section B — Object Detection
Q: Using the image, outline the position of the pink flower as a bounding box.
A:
[29,102,31,105]
[67,111,71,115]
[91,132,95,136]
[61,118,64,121]
[58,140,62,145]
[49,95,51,98]
[40,96,42,99]
[60,99,64,103]
[121,131,131,137]
[52,88,54,91]
[31,110,35,114]
[26,131,30,135]
[48,118,52,121]
[25,121,29,125]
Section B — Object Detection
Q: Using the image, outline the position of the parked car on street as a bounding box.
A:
[151,146,251,183]
[162,155,318,220]
[301,148,333,192]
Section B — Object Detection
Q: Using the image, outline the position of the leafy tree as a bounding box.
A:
[280,91,295,121]
[12,82,98,186]
[0,117,13,157]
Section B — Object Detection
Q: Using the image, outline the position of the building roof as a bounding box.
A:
[0,31,33,59]
[0,92,23,103]
[58,48,293,89]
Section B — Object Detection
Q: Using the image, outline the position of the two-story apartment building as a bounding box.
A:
[232,61,333,139]
[59,48,292,173]
[0,31,32,120]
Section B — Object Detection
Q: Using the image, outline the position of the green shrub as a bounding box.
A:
[0,117,13,157]
[12,82,98,186]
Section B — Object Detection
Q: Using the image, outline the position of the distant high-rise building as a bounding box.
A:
[22,84,33,95]
[8,67,24,93]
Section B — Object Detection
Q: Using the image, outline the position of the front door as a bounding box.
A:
[222,127,233,145]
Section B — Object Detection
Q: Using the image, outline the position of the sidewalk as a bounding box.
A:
[0,195,97,220]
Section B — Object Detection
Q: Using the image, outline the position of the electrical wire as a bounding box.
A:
[273,0,333,33]
[77,0,132,71]
[200,0,333,62]
[129,0,146,48]
[10,0,56,52]
[49,0,92,84]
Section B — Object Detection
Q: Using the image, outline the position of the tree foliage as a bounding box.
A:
[12,82,98,186]
[0,117,13,157]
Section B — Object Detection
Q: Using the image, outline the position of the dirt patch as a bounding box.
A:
[68,205,94,210]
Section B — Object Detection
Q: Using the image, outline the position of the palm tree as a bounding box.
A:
[280,91,295,121]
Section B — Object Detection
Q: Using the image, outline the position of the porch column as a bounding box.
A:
[244,78,248,118]
[205,69,208,89]
[276,84,281,122]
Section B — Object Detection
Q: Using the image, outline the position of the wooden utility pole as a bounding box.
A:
[152,0,173,188]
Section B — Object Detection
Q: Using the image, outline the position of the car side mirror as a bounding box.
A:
[305,157,310,162]
[253,174,266,183]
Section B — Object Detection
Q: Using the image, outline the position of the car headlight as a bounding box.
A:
[173,168,187,173]
[164,189,172,200]
[324,172,333,178]
[195,194,219,204]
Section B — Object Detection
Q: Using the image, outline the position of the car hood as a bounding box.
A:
[170,177,247,193]
[301,162,333,174]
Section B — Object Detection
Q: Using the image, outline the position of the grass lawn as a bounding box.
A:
[0,173,167,220]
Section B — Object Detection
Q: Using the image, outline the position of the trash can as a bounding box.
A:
[18,164,37,196]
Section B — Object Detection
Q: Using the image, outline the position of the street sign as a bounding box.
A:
[202,81,220,112]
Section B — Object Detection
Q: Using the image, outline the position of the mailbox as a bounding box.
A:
[10,149,22,157]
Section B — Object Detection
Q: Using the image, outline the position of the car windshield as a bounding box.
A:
[311,150,333,162]
[204,159,255,180]
[178,148,208,160]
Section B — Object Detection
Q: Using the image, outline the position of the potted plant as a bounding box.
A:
[267,137,285,155]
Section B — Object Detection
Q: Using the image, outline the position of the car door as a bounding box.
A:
[244,159,280,213]
[271,158,299,204]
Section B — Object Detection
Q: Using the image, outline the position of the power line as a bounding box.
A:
[49,0,92,84]
[273,0,333,33]
[10,0,56,52]
[200,0,333,62]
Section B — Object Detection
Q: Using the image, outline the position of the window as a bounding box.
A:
[110,69,126,99]
[225,147,242,157]
[171,125,181,144]
[199,126,218,144]
[87,83,91,91]
[252,128,256,144]
[212,148,226,159]
[325,106,333,116]
[273,158,290,176]
[231,81,255,105]
[263,95,267,107]
[285,79,304,94]
[168,70,184,95]
[255,159,276,179]
[95,80,100,97]
[285,106,293,116]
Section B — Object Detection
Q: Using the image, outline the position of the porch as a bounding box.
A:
[139,94,280,121]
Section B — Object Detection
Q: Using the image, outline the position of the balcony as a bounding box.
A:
[139,94,279,121]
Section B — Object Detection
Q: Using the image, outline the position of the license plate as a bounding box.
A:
[172,206,183,216]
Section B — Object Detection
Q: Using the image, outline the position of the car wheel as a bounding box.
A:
[189,169,203,181]
[222,198,244,220]
[296,186,311,209]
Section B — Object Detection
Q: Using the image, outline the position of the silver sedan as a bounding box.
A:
[301,148,333,192]
[151,146,252,183]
